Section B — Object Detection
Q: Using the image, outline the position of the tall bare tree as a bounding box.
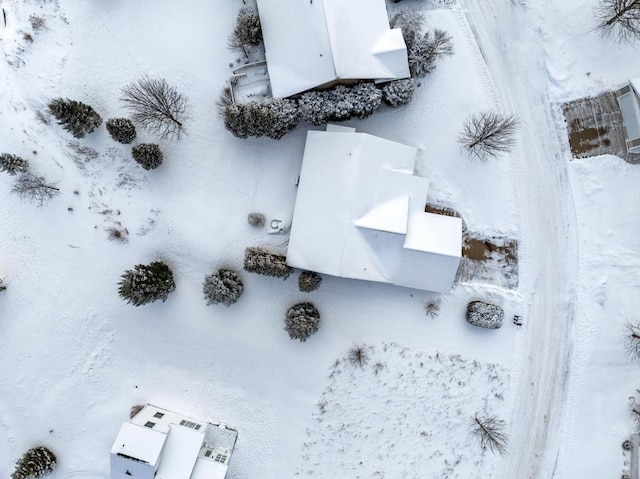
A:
[12,173,59,206]
[121,76,191,140]
[458,111,518,162]
[595,0,640,44]
[470,414,509,455]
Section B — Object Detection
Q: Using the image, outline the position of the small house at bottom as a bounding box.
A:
[287,125,462,294]
[110,404,237,479]
[616,79,640,154]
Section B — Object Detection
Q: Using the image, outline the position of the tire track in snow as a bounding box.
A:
[462,1,579,478]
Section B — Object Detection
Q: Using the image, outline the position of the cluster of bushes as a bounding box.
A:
[41,77,191,173]
[221,79,415,139]
[117,256,323,342]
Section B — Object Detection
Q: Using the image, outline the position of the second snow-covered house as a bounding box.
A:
[255,0,410,98]
[286,125,462,293]
[110,404,237,479]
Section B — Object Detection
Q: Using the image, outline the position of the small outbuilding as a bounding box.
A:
[287,125,462,293]
[616,79,640,154]
[255,0,410,98]
[110,404,237,479]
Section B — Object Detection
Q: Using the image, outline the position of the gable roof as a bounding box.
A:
[287,128,462,293]
[256,0,410,98]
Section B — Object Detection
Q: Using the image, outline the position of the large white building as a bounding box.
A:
[110,404,237,479]
[287,125,462,293]
[255,0,410,98]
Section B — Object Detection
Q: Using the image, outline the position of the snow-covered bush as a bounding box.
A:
[244,247,292,279]
[203,268,244,307]
[247,212,266,228]
[11,446,57,479]
[408,29,454,78]
[298,270,322,293]
[228,8,262,57]
[390,11,453,78]
[131,143,163,170]
[466,301,504,329]
[264,99,300,139]
[47,98,102,138]
[106,118,137,144]
[285,302,320,341]
[382,79,415,107]
[0,153,29,175]
[12,173,59,206]
[390,10,425,51]
[297,90,332,126]
[118,261,176,306]
[220,96,299,139]
[298,82,382,125]
[345,82,383,119]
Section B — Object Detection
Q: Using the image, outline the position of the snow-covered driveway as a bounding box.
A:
[463,1,579,477]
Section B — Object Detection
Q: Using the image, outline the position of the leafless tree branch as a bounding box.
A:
[121,76,191,141]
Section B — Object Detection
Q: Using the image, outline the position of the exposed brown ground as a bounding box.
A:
[425,204,519,289]
[561,91,640,163]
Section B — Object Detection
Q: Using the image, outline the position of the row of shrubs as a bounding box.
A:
[118,248,322,303]
[220,79,415,139]
[118,252,322,341]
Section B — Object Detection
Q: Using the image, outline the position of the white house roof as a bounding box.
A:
[110,422,167,467]
[191,458,228,479]
[256,0,410,98]
[156,425,205,479]
[287,128,462,293]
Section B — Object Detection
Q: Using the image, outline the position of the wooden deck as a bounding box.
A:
[561,91,640,163]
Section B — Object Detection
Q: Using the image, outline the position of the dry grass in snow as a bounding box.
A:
[297,343,510,478]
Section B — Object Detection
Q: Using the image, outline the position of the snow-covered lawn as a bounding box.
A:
[2,0,640,478]
[297,343,510,478]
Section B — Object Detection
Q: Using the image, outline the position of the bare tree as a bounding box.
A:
[459,111,518,162]
[347,344,370,368]
[623,321,640,360]
[12,173,59,206]
[595,0,640,44]
[470,414,508,455]
[121,76,191,140]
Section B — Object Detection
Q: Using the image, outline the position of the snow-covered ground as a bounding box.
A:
[1,0,639,477]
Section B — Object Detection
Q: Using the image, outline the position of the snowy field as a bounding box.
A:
[1,0,640,478]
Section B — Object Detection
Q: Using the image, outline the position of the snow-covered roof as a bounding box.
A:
[191,458,228,479]
[110,422,167,467]
[287,127,462,293]
[256,0,410,98]
[619,79,640,143]
[156,425,205,479]
[111,405,237,479]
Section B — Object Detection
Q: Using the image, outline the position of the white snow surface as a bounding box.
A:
[0,0,638,478]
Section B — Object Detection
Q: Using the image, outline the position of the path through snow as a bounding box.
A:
[463,1,579,477]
